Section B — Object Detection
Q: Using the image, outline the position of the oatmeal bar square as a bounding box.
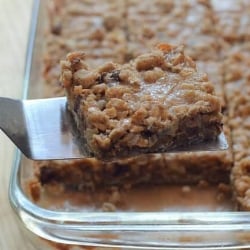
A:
[60,44,223,159]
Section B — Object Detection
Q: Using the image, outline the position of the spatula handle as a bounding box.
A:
[0,97,28,151]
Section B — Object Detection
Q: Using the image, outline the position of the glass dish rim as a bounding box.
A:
[8,0,250,249]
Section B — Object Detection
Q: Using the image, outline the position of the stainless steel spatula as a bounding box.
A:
[0,96,228,160]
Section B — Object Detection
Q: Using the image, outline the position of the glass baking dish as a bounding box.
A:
[8,0,250,249]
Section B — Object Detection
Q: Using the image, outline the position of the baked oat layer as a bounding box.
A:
[60,44,223,159]
[35,150,231,192]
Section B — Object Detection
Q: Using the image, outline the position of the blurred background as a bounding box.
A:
[0,1,33,249]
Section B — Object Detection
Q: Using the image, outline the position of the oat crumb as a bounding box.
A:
[182,185,191,193]
[102,202,117,212]
[198,180,209,188]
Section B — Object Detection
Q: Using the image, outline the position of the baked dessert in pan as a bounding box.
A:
[29,0,250,211]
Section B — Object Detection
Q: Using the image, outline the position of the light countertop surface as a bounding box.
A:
[0,1,35,249]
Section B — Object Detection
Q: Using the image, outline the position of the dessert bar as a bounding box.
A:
[61,44,223,159]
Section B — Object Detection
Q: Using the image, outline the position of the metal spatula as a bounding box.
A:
[0,96,228,160]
